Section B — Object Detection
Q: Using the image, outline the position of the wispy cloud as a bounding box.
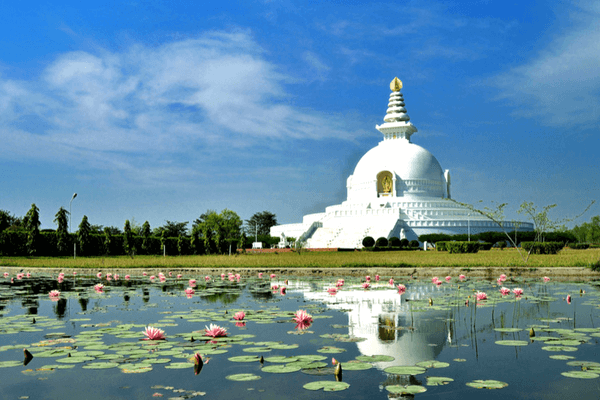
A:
[0,31,357,186]
[492,5,600,128]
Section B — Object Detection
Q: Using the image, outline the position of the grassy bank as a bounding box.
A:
[1,248,599,270]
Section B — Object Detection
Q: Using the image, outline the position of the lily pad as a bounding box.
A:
[262,364,302,373]
[386,385,427,394]
[228,355,261,363]
[82,362,120,369]
[226,373,261,381]
[466,380,508,389]
[561,371,599,379]
[495,340,529,346]
[303,381,350,391]
[415,360,450,368]
[426,376,454,386]
[164,362,193,369]
[355,355,395,362]
[384,366,427,375]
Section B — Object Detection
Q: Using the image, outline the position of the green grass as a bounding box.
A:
[1,248,599,269]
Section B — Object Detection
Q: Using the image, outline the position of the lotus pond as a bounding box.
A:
[2,271,600,399]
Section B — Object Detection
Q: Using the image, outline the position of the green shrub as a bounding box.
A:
[496,241,507,249]
[388,237,401,247]
[400,238,409,248]
[409,240,420,248]
[479,242,493,251]
[568,243,590,250]
[375,237,388,247]
[521,242,564,255]
[591,258,600,272]
[436,241,448,251]
[446,241,480,254]
[362,236,375,247]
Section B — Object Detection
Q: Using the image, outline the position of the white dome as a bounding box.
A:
[347,138,446,200]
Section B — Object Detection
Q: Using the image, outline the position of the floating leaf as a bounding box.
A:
[303,381,349,391]
[466,380,508,389]
[415,360,450,368]
[164,362,193,369]
[561,371,599,379]
[549,355,576,360]
[228,355,261,363]
[262,364,302,373]
[341,361,372,371]
[494,328,523,333]
[226,373,261,381]
[542,346,578,352]
[384,366,427,375]
[386,385,427,394]
[355,355,394,362]
[495,340,529,346]
[82,362,120,369]
[426,376,454,386]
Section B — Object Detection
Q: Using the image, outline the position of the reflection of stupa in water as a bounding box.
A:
[271,77,532,247]
[287,280,454,368]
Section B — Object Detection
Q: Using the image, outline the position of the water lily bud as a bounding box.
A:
[428,298,433,306]
[529,328,535,337]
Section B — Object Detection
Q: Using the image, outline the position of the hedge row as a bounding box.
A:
[568,243,591,250]
[419,231,577,245]
[521,242,564,255]
[436,241,489,253]
[0,231,245,257]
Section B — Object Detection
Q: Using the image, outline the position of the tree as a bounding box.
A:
[25,204,41,255]
[123,219,135,256]
[78,215,91,256]
[140,221,151,254]
[245,211,278,237]
[450,199,595,264]
[54,207,70,255]
[194,209,242,254]
[154,220,189,238]
[0,210,22,232]
[571,216,600,243]
[103,227,112,255]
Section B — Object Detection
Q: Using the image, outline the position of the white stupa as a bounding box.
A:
[271,78,532,248]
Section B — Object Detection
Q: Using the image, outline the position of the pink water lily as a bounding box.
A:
[459,274,466,281]
[205,324,228,338]
[365,275,371,282]
[567,295,572,304]
[189,279,197,287]
[143,272,148,276]
[280,287,286,295]
[500,287,511,296]
[397,284,406,295]
[432,277,439,284]
[49,290,60,299]
[499,274,507,282]
[270,274,276,279]
[513,288,524,297]
[389,278,394,286]
[233,311,246,321]
[221,273,226,279]
[543,276,550,283]
[194,352,204,375]
[185,287,195,295]
[445,276,451,282]
[332,357,338,365]
[272,284,279,290]
[177,274,182,279]
[293,309,313,330]
[94,283,105,293]
[125,275,131,280]
[3,272,8,278]
[375,275,380,281]
[496,278,503,286]
[475,291,487,301]
[436,281,443,287]
[143,326,166,340]
[327,287,338,295]
[96,272,102,279]
[258,272,263,278]
[205,276,211,282]
[362,282,370,289]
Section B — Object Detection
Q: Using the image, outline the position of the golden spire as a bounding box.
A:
[390,77,403,92]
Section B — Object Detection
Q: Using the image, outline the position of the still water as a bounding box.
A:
[1,272,600,399]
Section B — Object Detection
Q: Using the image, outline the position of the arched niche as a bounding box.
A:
[377,171,394,197]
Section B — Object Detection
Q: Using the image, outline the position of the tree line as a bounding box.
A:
[0,205,279,257]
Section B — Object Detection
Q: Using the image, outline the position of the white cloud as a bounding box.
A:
[492,5,600,128]
[0,31,356,185]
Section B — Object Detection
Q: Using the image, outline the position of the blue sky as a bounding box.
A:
[1,0,598,232]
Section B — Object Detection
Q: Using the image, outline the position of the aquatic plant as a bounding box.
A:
[205,324,227,338]
[142,326,166,340]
